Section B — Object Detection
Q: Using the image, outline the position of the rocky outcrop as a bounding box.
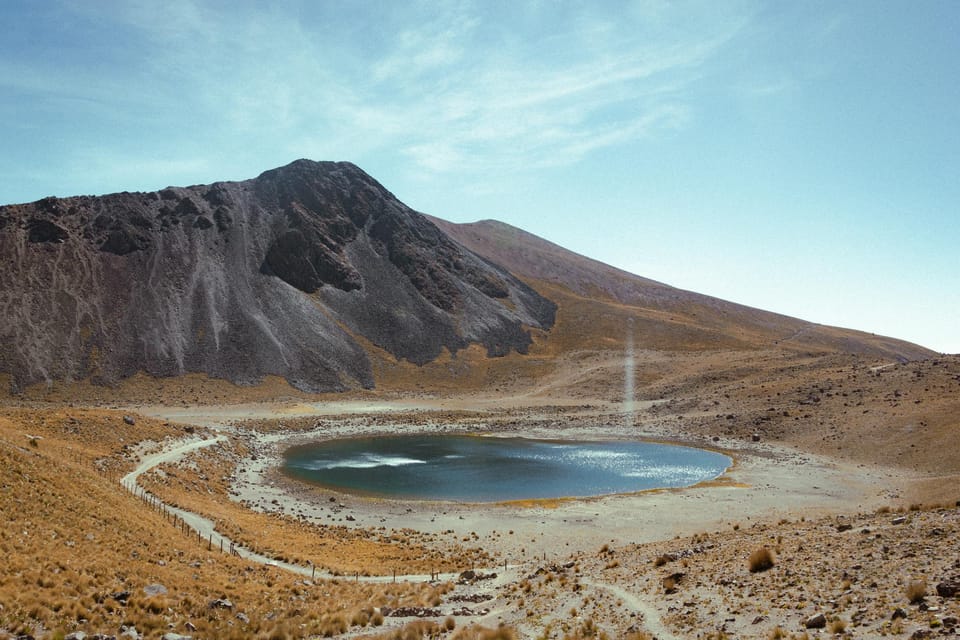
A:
[0,160,556,393]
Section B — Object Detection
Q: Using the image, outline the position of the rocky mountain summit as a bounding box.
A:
[0,160,556,393]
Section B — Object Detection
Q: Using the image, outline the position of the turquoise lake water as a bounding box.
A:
[283,435,731,502]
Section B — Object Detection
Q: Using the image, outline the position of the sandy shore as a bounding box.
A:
[202,410,912,562]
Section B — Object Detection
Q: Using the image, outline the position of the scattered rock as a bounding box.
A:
[236,612,250,624]
[384,606,442,618]
[122,415,136,426]
[161,635,191,640]
[891,608,908,620]
[119,625,139,639]
[457,569,497,585]
[836,523,853,532]
[936,579,960,598]
[143,583,168,597]
[892,516,908,525]
[65,633,87,640]
[752,433,761,442]
[209,598,234,610]
[804,612,827,629]
[110,590,131,604]
[448,594,494,604]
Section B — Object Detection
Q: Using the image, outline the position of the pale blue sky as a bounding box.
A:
[2,1,957,353]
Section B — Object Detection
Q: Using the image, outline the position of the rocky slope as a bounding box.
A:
[0,161,556,393]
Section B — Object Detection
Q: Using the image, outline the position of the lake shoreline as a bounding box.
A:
[228,417,908,561]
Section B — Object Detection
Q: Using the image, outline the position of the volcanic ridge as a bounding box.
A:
[0,160,556,394]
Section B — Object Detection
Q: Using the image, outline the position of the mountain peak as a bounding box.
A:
[0,161,556,393]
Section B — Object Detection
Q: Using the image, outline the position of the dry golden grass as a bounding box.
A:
[137,441,488,576]
[0,408,440,639]
[3,371,330,405]
[450,624,518,640]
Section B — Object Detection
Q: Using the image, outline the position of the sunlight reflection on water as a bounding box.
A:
[284,435,730,502]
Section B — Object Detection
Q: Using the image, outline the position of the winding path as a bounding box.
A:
[580,578,681,640]
[120,435,480,584]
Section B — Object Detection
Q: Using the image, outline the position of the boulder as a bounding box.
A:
[936,579,960,598]
[804,613,826,629]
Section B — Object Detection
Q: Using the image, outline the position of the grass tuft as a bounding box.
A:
[748,547,775,573]
[906,580,927,604]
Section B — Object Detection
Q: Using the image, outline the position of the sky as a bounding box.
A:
[2,1,957,353]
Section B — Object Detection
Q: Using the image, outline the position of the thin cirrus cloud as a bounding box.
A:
[1,1,754,198]
[347,15,744,176]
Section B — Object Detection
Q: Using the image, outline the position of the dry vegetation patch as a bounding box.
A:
[0,408,440,639]
[137,440,489,576]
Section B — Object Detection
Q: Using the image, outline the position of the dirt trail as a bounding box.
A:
[120,434,498,584]
[581,578,681,640]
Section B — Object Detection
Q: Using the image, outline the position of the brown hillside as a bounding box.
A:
[429,217,935,361]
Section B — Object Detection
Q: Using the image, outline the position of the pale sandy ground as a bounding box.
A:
[140,400,912,563]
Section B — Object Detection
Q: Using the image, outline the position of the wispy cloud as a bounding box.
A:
[2,0,755,196]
